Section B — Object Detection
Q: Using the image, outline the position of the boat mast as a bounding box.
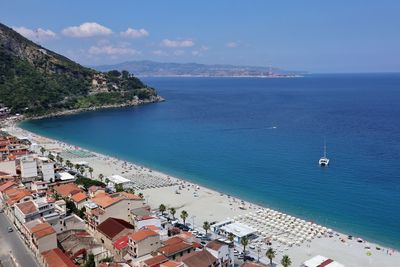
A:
[324,140,327,158]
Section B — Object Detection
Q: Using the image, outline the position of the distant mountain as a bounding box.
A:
[0,22,160,115]
[94,60,304,77]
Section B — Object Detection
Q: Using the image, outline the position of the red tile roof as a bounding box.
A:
[31,222,56,239]
[143,254,168,267]
[15,201,37,215]
[96,217,134,240]
[0,181,16,192]
[161,260,183,267]
[53,183,81,198]
[41,248,77,267]
[180,250,218,267]
[113,235,129,251]
[5,188,32,205]
[91,194,123,208]
[70,192,87,203]
[205,240,226,251]
[129,229,159,242]
[159,241,192,257]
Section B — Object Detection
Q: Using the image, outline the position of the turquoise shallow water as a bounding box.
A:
[21,74,400,249]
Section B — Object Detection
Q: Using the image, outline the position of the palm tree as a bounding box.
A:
[203,221,210,236]
[75,164,80,172]
[40,147,45,155]
[281,255,292,267]
[159,204,166,215]
[105,178,110,184]
[266,248,276,266]
[138,193,144,199]
[180,210,188,225]
[79,166,85,175]
[59,157,64,166]
[169,207,176,219]
[66,160,72,169]
[88,167,93,178]
[228,232,235,244]
[241,236,249,260]
[98,173,104,182]
[48,153,55,161]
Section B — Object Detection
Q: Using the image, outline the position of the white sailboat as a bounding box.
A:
[319,141,330,166]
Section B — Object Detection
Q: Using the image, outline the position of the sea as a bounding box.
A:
[20,74,400,249]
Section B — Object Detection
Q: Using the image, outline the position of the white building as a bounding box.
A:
[55,172,75,181]
[217,222,257,243]
[0,160,17,175]
[107,175,135,190]
[302,255,345,267]
[36,157,55,181]
[206,239,233,267]
[20,159,38,178]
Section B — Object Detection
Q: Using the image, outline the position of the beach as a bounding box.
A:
[2,116,399,267]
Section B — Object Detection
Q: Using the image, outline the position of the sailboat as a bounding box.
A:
[319,141,330,166]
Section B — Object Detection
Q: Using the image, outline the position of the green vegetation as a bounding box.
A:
[180,210,188,225]
[281,255,292,267]
[159,204,166,215]
[241,236,249,257]
[266,248,276,266]
[203,221,210,236]
[75,176,105,189]
[0,22,158,115]
[169,207,176,219]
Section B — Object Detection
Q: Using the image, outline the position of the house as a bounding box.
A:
[36,157,55,182]
[217,222,257,243]
[180,250,218,267]
[88,185,106,198]
[31,180,49,193]
[71,191,88,209]
[14,200,40,228]
[55,172,75,182]
[3,187,33,218]
[107,175,135,190]
[160,260,184,267]
[53,183,81,198]
[302,255,344,267]
[41,248,77,267]
[96,217,135,251]
[128,229,161,258]
[143,254,169,267]
[0,181,17,199]
[135,215,162,230]
[158,236,194,261]
[113,235,130,261]
[205,240,233,267]
[85,192,145,230]
[23,219,57,256]
[0,160,17,175]
[20,158,38,179]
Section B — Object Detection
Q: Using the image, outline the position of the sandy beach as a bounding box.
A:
[1,116,399,267]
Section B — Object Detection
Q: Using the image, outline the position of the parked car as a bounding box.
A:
[8,227,13,232]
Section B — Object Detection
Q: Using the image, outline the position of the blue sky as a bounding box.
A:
[1,0,400,72]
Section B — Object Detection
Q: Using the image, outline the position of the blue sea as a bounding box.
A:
[20,74,400,249]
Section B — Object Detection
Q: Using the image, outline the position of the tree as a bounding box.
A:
[115,184,124,192]
[228,232,235,245]
[266,248,276,266]
[98,173,104,182]
[138,192,144,199]
[84,253,95,267]
[79,166,85,175]
[66,160,71,169]
[88,167,93,178]
[105,178,110,184]
[159,204,166,215]
[52,192,61,200]
[65,199,78,215]
[241,236,249,260]
[40,147,45,155]
[180,210,188,225]
[169,207,176,219]
[281,255,292,267]
[78,206,86,219]
[59,157,63,165]
[75,164,80,172]
[48,153,55,161]
[203,221,210,236]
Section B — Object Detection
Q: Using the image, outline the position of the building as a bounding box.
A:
[23,219,57,256]
[128,229,161,258]
[71,191,88,209]
[217,222,257,243]
[53,183,82,198]
[107,175,135,190]
[36,157,55,182]
[135,215,162,230]
[143,254,169,267]
[205,240,233,267]
[180,250,218,267]
[158,236,194,261]
[85,192,146,230]
[31,180,49,193]
[113,235,130,261]
[0,160,17,175]
[41,248,77,267]
[55,172,75,182]
[20,158,38,178]
[302,255,344,267]
[96,217,135,251]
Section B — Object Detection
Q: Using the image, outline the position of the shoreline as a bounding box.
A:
[2,115,399,266]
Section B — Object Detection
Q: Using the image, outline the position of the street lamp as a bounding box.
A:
[257,245,261,263]
[190,215,196,230]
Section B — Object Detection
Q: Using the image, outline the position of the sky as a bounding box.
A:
[1,0,400,73]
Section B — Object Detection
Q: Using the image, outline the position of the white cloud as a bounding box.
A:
[152,50,167,56]
[62,22,112,37]
[88,45,139,56]
[226,41,238,48]
[13,26,56,42]
[173,50,185,56]
[121,27,149,38]
[161,38,194,48]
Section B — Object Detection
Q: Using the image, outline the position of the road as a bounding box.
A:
[0,212,40,267]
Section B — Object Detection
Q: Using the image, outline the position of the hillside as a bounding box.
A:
[0,22,161,115]
[95,60,304,77]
